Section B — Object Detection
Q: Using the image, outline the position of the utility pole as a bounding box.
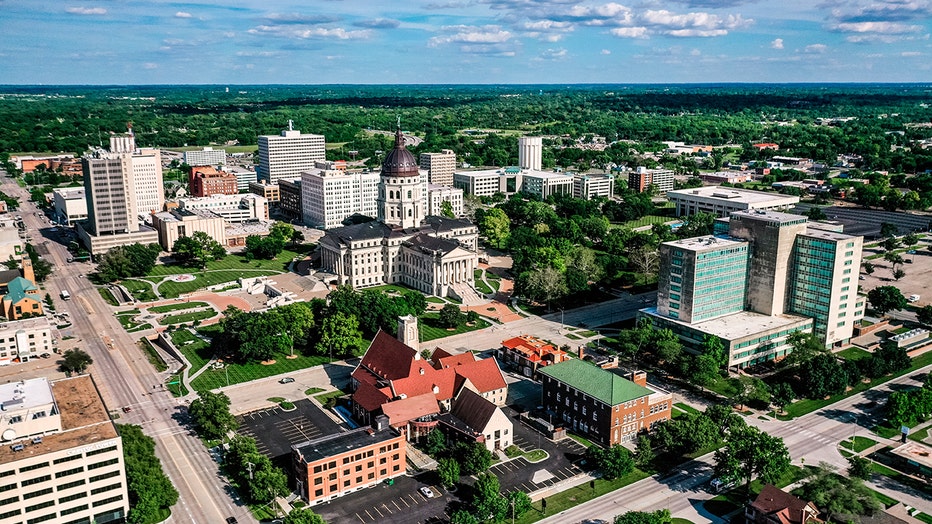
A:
[246,461,254,480]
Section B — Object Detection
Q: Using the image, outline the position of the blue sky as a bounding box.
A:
[2,0,931,84]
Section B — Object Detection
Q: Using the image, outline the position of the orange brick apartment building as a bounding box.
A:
[188,165,239,197]
[292,419,406,506]
[539,359,671,447]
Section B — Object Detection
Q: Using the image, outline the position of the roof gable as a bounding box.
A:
[538,359,651,405]
[451,388,498,431]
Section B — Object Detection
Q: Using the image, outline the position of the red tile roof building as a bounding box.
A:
[499,335,570,379]
[745,485,821,524]
[351,330,507,439]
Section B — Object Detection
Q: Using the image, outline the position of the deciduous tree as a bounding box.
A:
[867,286,908,317]
[188,390,237,441]
[59,349,93,375]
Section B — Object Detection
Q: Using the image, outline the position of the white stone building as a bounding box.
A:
[183,147,226,166]
[518,136,543,171]
[428,184,464,217]
[301,161,380,229]
[573,173,615,200]
[257,121,325,184]
[53,187,89,226]
[0,316,53,365]
[419,150,456,186]
[177,193,269,223]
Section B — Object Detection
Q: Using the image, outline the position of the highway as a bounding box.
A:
[1,174,252,523]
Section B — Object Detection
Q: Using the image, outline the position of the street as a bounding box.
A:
[1,173,252,524]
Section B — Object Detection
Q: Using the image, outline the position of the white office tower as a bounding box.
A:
[130,148,164,217]
[518,136,543,171]
[257,120,326,184]
[83,153,138,236]
[109,126,136,154]
[419,150,456,186]
[184,147,227,166]
[302,161,380,229]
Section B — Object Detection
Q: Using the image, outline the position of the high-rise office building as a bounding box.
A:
[518,137,542,171]
[83,153,137,236]
[643,210,864,368]
[628,167,674,194]
[419,150,456,186]
[257,121,325,184]
[0,376,130,524]
[301,161,380,229]
[130,148,164,215]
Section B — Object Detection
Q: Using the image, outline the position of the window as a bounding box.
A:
[58,479,86,491]
[24,487,53,500]
[86,446,117,457]
[88,458,118,471]
[22,474,52,486]
[90,484,120,496]
[20,462,50,473]
[60,491,88,503]
[92,494,123,507]
[314,489,323,497]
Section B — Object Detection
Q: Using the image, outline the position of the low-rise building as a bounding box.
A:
[745,485,821,524]
[151,208,227,251]
[249,180,281,203]
[0,227,23,263]
[278,178,302,219]
[522,171,575,199]
[0,376,129,524]
[666,186,799,218]
[183,146,226,167]
[220,166,257,192]
[499,335,570,379]
[188,165,238,197]
[53,187,89,226]
[292,419,406,506]
[1,277,43,320]
[427,184,464,217]
[628,167,674,194]
[177,193,269,223]
[0,316,53,365]
[453,167,574,199]
[75,223,160,256]
[539,360,671,446]
[573,173,615,200]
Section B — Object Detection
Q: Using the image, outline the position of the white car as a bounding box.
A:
[419,486,434,498]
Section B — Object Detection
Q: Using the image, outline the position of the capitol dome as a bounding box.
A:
[381,128,419,177]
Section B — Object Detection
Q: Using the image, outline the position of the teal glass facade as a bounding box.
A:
[789,236,835,340]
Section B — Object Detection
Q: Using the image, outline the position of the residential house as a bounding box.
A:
[745,485,821,524]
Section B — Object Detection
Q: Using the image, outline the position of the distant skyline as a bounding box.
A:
[2,1,931,85]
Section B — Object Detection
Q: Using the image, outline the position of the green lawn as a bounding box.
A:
[305,387,325,396]
[149,301,210,313]
[419,313,490,342]
[170,328,215,372]
[908,424,930,443]
[191,354,331,391]
[98,288,119,306]
[157,269,279,298]
[363,283,415,295]
[513,469,650,524]
[315,390,346,409]
[916,514,932,524]
[475,279,493,294]
[613,215,673,229]
[158,310,217,326]
[838,436,877,453]
[784,350,932,419]
[837,347,872,361]
[120,279,158,302]
[675,403,701,416]
[150,246,311,276]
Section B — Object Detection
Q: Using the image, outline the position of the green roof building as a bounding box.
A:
[539,359,671,447]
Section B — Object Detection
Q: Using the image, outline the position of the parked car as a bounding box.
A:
[226,518,238,524]
[279,377,295,384]
[419,486,435,498]
[710,477,735,493]
[39,353,50,359]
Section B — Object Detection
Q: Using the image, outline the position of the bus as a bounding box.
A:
[60,289,71,300]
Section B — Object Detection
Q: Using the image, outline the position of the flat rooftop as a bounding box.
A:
[800,227,859,242]
[668,186,800,205]
[0,377,53,412]
[662,235,747,253]
[642,307,813,341]
[730,209,808,225]
[0,315,52,332]
[293,425,399,464]
[891,441,932,470]
[0,375,117,465]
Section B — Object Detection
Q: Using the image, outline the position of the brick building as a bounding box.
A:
[498,335,570,379]
[539,360,671,447]
[188,165,238,197]
[292,419,406,506]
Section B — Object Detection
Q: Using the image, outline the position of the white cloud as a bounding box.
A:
[175,11,192,18]
[771,38,784,49]
[832,21,922,33]
[690,48,702,55]
[143,63,157,69]
[429,25,513,46]
[66,6,106,15]
[539,48,568,59]
[601,49,612,54]
[902,50,922,55]
[610,27,649,38]
[804,43,827,53]
[248,25,371,40]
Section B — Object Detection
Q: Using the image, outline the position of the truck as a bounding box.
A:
[60,289,71,300]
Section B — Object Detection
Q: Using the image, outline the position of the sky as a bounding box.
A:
[1,0,932,84]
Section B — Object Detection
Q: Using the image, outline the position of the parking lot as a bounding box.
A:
[860,234,932,308]
[314,472,449,524]
[236,399,345,460]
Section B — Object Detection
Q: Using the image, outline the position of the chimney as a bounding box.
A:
[577,345,585,361]
[628,370,647,387]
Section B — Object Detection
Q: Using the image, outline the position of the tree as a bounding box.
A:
[472,472,507,522]
[800,354,848,399]
[172,231,225,268]
[507,491,533,519]
[634,434,654,469]
[847,455,872,480]
[524,266,568,308]
[96,243,161,281]
[119,424,179,524]
[439,304,463,328]
[693,335,727,386]
[713,425,790,497]
[437,457,460,487]
[316,312,366,357]
[24,243,52,282]
[587,444,635,481]
[282,508,326,524]
[423,428,447,456]
[807,206,827,221]
[614,509,672,524]
[782,332,828,368]
[903,232,920,248]
[917,305,932,326]
[477,208,510,249]
[457,440,493,475]
[441,200,455,218]
[770,382,795,414]
[862,261,875,275]
[188,390,237,441]
[450,510,481,524]
[245,234,285,259]
[880,222,898,238]
[795,464,881,521]
[246,454,289,504]
[893,268,906,281]
[867,286,908,316]
[290,229,305,247]
[59,348,93,375]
